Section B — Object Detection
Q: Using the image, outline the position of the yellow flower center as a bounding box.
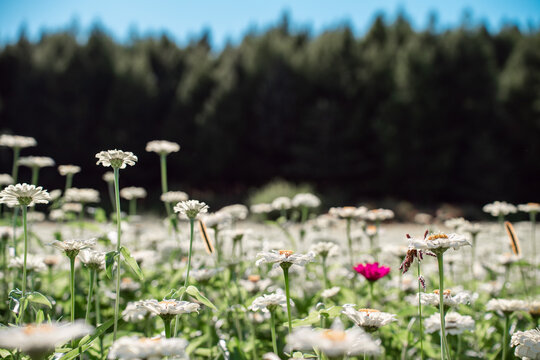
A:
[159,300,177,306]
[358,308,380,316]
[427,233,449,241]
[23,324,53,335]
[433,289,452,296]
[527,202,539,206]
[139,338,161,343]
[248,275,261,282]
[122,278,133,284]
[322,329,347,342]
[279,250,294,257]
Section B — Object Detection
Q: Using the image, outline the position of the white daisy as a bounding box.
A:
[18,156,55,168]
[511,328,540,360]
[122,301,154,322]
[145,140,180,155]
[160,191,189,203]
[239,275,273,293]
[486,299,528,314]
[342,305,397,332]
[329,206,367,219]
[219,204,248,221]
[79,249,106,270]
[419,290,472,308]
[256,250,315,269]
[310,241,339,258]
[10,254,46,273]
[0,174,14,185]
[62,202,83,213]
[95,149,138,169]
[363,208,394,221]
[424,312,475,335]
[249,290,290,312]
[0,134,37,148]
[483,201,517,217]
[120,187,147,200]
[408,232,470,252]
[51,238,96,258]
[142,299,200,319]
[64,188,100,203]
[58,165,81,176]
[0,183,50,207]
[292,193,321,208]
[251,203,273,214]
[173,200,209,219]
[321,286,341,299]
[272,196,292,210]
[102,171,115,183]
[108,336,188,360]
[518,203,540,214]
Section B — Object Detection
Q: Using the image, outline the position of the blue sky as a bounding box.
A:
[1,0,539,48]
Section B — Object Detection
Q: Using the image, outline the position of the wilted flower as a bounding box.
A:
[249,290,290,312]
[18,156,55,168]
[0,183,50,207]
[95,150,138,169]
[0,174,14,185]
[0,134,37,148]
[160,191,188,203]
[256,250,315,269]
[483,201,517,217]
[292,193,321,208]
[342,305,397,332]
[424,312,475,335]
[353,262,390,282]
[145,140,180,155]
[511,328,540,359]
[58,165,81,176]
[108,336,188,360]
[120,187,147,200]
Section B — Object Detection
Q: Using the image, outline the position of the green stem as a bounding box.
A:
[21,206,28,297]
[283,266,293,334]
[531,213,537,294]
[249,316,258,360]
[270,310,278,355]
[85,269,95,324]
[113,167,122,342]
[11,207,19,256]
[160,154,176,232]
[11,147,20,182]
[437,253,450,360]
[64,174,73,194]
[369,281,374,304]
[95,276,103,357]
[107,182,116,213]
[346,218,353,267]
[164,318,172,338]
[129,198,136,217]
[31,167,39,186]
[322,256,329,289]
[417,261,424,360]
[69,255,76,347]
[502,314,510,360]
[183,218,195,289]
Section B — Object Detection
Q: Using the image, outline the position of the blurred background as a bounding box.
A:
[0,0,539,214]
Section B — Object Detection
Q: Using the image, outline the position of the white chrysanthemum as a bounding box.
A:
[0,322,92,358]
[160,191,189,203]
[292,193,321,208]
[511,328,540,360]
[329,206,367,219]
[49,209,65,221]
[58,165,81,176]
[286,320,382,357]
[239,275,273,293]
[483,201,517,217]
[121,278,141,292]
[419,290,472,308]
[486,299,528,314]
[0,134,37,149]
[65,188,100,203]
[145,140,180,155]
[219,204,248,221]
[444,217,468,231]
[461,221,482,235]
[62,202,83,213]
[251,203,273,214]
[173,200,209,219]
[249,290,290,312]
[408,232,470,252]
[272,196,292,210]
[122,301,155,322]
[51,238,96,257]
[95,149,138,169]
[142,299,200,317]
[102,171,115,183]
[256,250,315,269]
[79,249,106,270]
[342,306,397,331]
[310,241,339,258]
[18,156,55,168]
[10,254,46,272]
[518,203,540,214]
[321,286,341,298]
[48,189,62,201]
[363,208,394,221]
[0,183,50,207]
[120,187,147,200]
[424,312,475,335]
[0,174,14,185]
[108,336,188,360]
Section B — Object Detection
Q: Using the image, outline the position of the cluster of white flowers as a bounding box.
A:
[424,312,475,335]
[292,193,321,208]
[511,328,540,360]
[0,134,37,148]
[19,156,55,168]
[120,186,147,200]
[65,188,100,203]
[58,165,81,176]
[108,336,188,360]
[145,140,180,155]
[483,201,517,217]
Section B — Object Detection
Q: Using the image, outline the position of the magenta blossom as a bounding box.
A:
[353,262,390,282]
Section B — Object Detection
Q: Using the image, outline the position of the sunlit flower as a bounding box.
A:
[483,201,517,217]
[256,250,315,269]
[174,200,209,219]
[95,149,138,169]
[79,249,106,270]
[321,286,341,299]
[0,183,50,207]
[286,319,382,357]
[518,203,540,214]
[444,217,468,231]
[272,196,292,210]
[0,174,14,185]
[142,299,200,320]
[486,299,528,314]
[122,301,155,322]
[0,322,93,359]
[65,188,100,203]
[58,165,81,176]
[419,290,472,308]
[353,262,390,282]
[310,241,339,258]
[249,290,290,312]
[18,156,55,168]
[145,140,180,155]
[160,191,188,203]
[291,193,321,208]
[108,336,188,360]
[0,134,36,149]
[511,328,540,359]
[120,187,147,200]
[408,232,470,252]
[342,305,397,332]
[424,312,475,335]
[461,221,482,235]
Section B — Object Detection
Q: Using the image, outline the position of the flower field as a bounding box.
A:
[0,135,539,360]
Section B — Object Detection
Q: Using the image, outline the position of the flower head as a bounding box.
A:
[160,191,188,203]
[256,250,315,269]
[0,134,36,149]
[518,203,540,214]
[65,188,100,203]
[292,193,321,208]
[0,174,14,186]
[486,299,528,314]
[18,156,55,168]
[0,183,50,207]
[342,305,397,332]
[58,165,81,176]
[353,262,390,282]
[511,328,540,360]
[363,208,394,222]
[95,150,138,169]
[249,290,290,312]
[51,238,96,259]
[272,196,292,210]
[122,301,155,322]
[173,200,209,219]
[408,232,470,253]
[483,201,517,217]
[419,290,472,308]
[108,336,188,360]
[142,299,200,319]
[102,171,115,183]
[219,204,248,221]
[310,241,339,258]
[79,249,106,270]
[120,187,147,200]
[145,140,180,155]
[424,312,475,335]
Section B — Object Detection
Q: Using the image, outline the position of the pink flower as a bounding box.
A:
[353,262,390,282]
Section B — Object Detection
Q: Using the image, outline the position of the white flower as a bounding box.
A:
[0,183,50,207]
[108,336,188,360]
[321,287,340,298]
[461,221,482,235]
[0,134,37,148]
[191,267,222,282]
[58,165,81,176]
[518,203,540,214]
[65,188,100,203]
[444,217,468,231]
[120,187,147,200]
[292,193,320,208]
[310,241,339,258]
[219,204,248,221]
[18,156,55,168]
[122,301,155,322]
[419,290,472,308]
[102,171,115,183]
[145,140,180,155]
[249,290,290,312]
[486,299,528,314]
[363,208,394,221]
[62,202,83,213]
[286,319,382,357]
[0,174,14,185]
[342,306,397,331]
[408,232,470,252]
[0,322,93,358]
[95,149,138,169]
[27,211,45,222]
[121,278,141,292]
[329,206,367,219]
[51,238,96,257]
[201,211,231,228]
[256,250,315,269]
[142,299,200,317]
[79,249,106,270]
[424,312,475,335]
[414,212,433,225]
[272,196,292,210]
[10,254,46,272]
[160,191,189,203]
[49,189,62,201]
[49,209,65,221]
[239,275,273,293]
[511,328,540,360]
[483,201,517,217]
[173,200,209,219]
[251,203,273,214]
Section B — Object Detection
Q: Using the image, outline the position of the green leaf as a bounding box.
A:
[186,285,217,310]
[59,318,114,360]
[170,286,186,299]
[185,333,208,355]
[27,291,52,309]
[120,246,144,280]
[35,309,44,324]
[105,250,117,280]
